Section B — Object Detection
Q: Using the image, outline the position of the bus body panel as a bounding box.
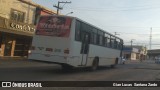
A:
[87,44,120,66]
[28,15,74,66]
[29,35,70,64]
[28,15,123,68]
[71,41,120,67]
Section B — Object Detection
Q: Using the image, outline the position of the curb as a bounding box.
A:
[0,57,27,60]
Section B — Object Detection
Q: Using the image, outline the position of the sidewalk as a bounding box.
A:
[125,59,157,64]
[0,57,59,68]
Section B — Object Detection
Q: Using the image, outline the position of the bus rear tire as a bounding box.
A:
[111,58,118,68]
[110,65,115,68]
[90,59,99,71]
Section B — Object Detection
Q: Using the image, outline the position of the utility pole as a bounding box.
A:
[131,40,133,48]
[149,27,152,50]
[53,1,71,15]
[130,39,135,60]
[114,32,120,36]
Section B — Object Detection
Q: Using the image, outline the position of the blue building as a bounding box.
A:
[122,46,139,60]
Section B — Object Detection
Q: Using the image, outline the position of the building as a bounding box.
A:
[147,49,160,60]
[132,45,147,60]
[122,45,147,60]
[122,46,139,60]
[0,0,56,57]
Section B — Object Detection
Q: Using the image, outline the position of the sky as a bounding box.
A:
[32,0,160,50]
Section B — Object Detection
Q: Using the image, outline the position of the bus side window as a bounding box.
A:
[90,32,94,44]
[92,28,97,44]
[117,39,121,50]
[104,33,110,47]
[96,34,100,45]
[110,36,115,48]
[104,37,107,47]
[91,32,97,44]
[114,39,117,49]
[107,36,111,47]
[99,35,103,46]
[97,30,104,46]
[120,40,123,50]
[75,20,81,41]
[104,33,107,47]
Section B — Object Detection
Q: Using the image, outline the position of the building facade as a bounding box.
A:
[132,45,147,60]
[0,0,56,57]
[147,49,160,60]
[122,46,139,60]
[122,45,147,60]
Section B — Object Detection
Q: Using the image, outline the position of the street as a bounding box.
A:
[0,59,160,90]
[0,59,160,81]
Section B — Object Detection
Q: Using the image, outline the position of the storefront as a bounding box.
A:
[0,16,35,57]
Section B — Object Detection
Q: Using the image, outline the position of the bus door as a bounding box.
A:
[81,32,90,66]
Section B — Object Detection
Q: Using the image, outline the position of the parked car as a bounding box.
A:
[119,57,126,64]
[122,58,126,64]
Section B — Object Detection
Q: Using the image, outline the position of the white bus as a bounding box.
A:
[28,15,123,70]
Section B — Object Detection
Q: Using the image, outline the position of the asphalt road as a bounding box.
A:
[0,59,160,90]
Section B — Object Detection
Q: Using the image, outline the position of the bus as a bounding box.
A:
[28,15,123,70]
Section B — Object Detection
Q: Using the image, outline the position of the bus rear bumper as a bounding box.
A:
[28,53,68,64]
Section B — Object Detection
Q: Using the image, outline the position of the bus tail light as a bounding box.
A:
[64,48,69,54]
[28,46,35,55]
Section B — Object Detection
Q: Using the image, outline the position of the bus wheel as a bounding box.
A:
[90,59,99,71]
[110,65,115,68]
[111,58,118,68]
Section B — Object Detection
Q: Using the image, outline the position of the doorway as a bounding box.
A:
[80,32,90,65]
[4,39,13,56]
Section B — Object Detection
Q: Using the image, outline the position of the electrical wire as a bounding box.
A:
[64,6,160,12]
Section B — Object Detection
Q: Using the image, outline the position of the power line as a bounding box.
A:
[116,32,148,35]
[64,6,160,12]
[111,32,160,36]
[65,5,153,10]
[105,26,160,28]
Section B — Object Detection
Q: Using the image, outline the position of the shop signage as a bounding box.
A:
[9,22,35,33]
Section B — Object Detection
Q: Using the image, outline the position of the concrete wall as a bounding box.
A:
[131,53,137,60]
[0,0,35,24]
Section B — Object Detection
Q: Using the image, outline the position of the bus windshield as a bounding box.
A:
[36,16,72,37]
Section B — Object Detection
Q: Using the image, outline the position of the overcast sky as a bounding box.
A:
[32,0,160,49]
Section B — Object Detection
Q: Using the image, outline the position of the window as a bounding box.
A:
[104,33,110,47]
[81,23,92,32]
[75,19,123,50]
[107,37,111,47]
[96,34,100,45]
[105,34,111,47]
[91,32,94,44]
[97,30,104,45]
[79,22,93,42]
[119,40,123,49]
[99,35,103,45]
[91,28,97,44]
[116,39,120,49]
[10,9,25,22]
[110,36,115,48]
[75,21,81,41]
[114,38,118,49]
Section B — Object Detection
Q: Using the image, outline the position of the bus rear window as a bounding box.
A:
[36,16,72,37]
